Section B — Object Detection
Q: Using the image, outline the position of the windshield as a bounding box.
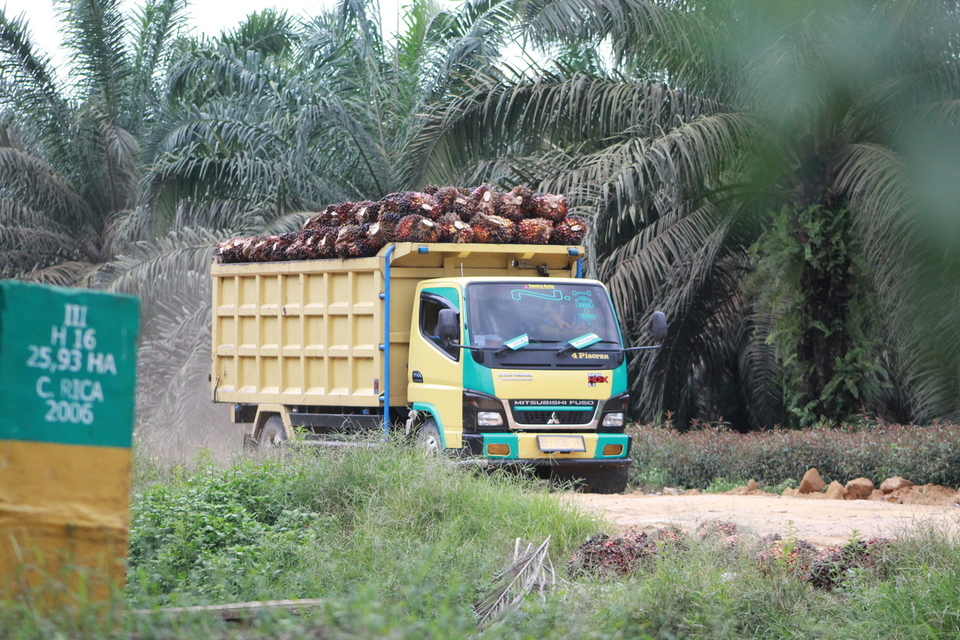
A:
[465,282,621,348]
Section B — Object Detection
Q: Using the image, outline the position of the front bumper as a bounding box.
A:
[455,456,633,472]
[459,432,631,465]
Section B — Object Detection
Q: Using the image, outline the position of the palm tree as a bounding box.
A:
[407,0,960,428]
[90,0,523,453]
[0,0,188,284]
[139,0,519,225]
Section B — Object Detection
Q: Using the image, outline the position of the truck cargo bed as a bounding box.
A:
[211,242,583,408]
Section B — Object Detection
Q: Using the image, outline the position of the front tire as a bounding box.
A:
[583,465,630,494]
[416,419,443,455]
[259,416,288,448]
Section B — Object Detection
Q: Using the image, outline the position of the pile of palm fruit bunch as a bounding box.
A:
[215,185,587,263]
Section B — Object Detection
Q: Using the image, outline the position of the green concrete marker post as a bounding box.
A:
[0,281,140,606]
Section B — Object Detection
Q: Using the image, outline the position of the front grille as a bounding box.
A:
[510,400,597,426]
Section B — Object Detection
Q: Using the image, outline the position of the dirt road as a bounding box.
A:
[564,492,960,547]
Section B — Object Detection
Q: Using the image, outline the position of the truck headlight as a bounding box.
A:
[601,412,625,427]
[478,411,504,427]
[463,390,507,431]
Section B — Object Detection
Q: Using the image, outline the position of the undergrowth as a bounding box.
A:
[628,422,960,489]
[5,437,960,638]
[125,440,599,609]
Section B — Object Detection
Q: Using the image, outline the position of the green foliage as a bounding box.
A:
[126,442,600,607]
[9,446,960,638]
[703,477,742,494]
[628,422,960,490]
[752,205,882,427]
[411,0,960,429]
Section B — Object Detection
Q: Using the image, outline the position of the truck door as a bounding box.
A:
[407,286,464,448]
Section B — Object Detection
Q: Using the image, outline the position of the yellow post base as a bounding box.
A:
[0,441,132,606]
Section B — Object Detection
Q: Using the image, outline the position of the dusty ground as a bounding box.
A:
[563,492,960,547]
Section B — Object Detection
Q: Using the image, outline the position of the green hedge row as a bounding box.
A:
[627,423,960,489]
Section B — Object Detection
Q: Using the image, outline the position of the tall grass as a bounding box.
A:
[126,441,601,609]
[5,440,960,638]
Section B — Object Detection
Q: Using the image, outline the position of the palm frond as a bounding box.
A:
[128,0,188,132]
[473,537,555,629]
[61,0,132,116]
[0,9,70,140]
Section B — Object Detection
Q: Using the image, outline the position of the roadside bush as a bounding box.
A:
[127,441,601,608]
[627,422,960,489]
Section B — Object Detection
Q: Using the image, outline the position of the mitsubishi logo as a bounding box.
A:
[546,412,560,425]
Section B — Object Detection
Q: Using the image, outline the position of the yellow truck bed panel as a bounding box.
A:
[211,242,582,408]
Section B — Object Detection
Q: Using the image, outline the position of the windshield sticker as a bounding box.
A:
[510,289,567,302]
[568,333,602,349]
[571,291,597,325]
[504,333,530,350]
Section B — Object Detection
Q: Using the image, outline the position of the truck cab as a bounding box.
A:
[408,277,632,492]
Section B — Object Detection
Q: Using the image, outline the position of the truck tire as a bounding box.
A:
[417,419,443,455]
[259,416,288,448]
[585,465,630,495]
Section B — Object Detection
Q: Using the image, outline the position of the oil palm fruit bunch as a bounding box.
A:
[469,184,500,217]
[285,229,317,260]
[470,213,515,243]
[517,218,553,244]
[375,207,402,242]
[756,537,819,577]
[533,193,569,223]
[304,202,352,230]
[399,192,440,219]
[377,194,402,219]
[315,227,338,259]
[248,235,275,262]
[395,214,439,242]
[352,200,378,224]
[551,215,587,244]
[335,224,370,258]
[267,232,298,261]
[435,186,473,221]
[365,222,391,251]
[804,538,890,590]
[304,229,326,259]
[500,185,534,222]
[301,206,332,230]
[216,237,247,263]
[437,214,474,243]
[498,190,526,223]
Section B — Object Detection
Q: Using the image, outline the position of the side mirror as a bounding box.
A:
[651,311,668,343]
[437,308,460,343]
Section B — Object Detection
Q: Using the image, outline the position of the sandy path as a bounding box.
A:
[563,492,960,547]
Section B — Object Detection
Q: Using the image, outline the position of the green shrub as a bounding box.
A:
[126,441,601,608]
[628,422,960,489]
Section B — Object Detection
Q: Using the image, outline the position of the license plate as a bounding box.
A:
[537,435,586,453]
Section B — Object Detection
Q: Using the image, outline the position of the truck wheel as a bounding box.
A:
[417,419,443,455]
[585,465,630,495]
[259,416,288,448]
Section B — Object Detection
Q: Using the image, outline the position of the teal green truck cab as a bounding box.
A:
[407,277,636,493]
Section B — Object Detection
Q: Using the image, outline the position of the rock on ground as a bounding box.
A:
[799,468,826,494]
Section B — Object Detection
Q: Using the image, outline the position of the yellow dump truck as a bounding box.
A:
[211,242,665,493]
